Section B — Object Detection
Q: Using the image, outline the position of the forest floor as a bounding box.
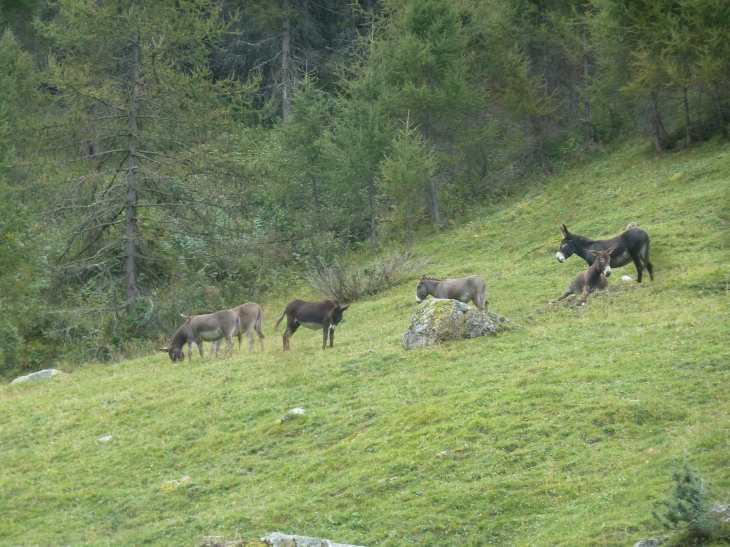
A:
[1,139,729,547]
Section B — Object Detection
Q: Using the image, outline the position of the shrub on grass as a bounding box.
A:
[652,456,729,545]
[305,252,430,302]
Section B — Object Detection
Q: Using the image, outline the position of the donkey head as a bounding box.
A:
[416,278,429,303]
[158,346,184,363]
[587,245,616,277]
[327,302,349,327]
[556,224,576,263]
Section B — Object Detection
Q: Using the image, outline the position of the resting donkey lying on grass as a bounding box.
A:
[553,246,616,306]
[159,310,240,363]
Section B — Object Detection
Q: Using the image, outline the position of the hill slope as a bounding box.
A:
[1,141,729,547]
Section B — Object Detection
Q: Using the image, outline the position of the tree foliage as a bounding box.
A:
[1,0,729,369]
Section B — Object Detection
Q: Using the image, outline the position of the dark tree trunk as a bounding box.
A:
[369,177,377,249]
[282,0,292,121]
[125,41,140,313]
[421,122,440,227]
[650,90,669,155]
[429,177,441,227]
[682,85,692,148]
[369,99,377,249]
[583,29,593,146]
[714,83,729,140]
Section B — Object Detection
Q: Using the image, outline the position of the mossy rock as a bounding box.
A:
[401,298,510,350]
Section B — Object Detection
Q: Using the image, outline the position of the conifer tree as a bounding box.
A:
[380,117,435,250]
[336,26,393,249]
[0,30,34,308]
[34,0,251,314]
[379,0,475,226]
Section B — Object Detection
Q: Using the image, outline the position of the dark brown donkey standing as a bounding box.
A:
[159,310,240,363]
[416,275,488,312]
[274,299,349,351]
[553,245,616,305]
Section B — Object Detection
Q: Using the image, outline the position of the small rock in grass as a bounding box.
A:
[622,275,633,281]
[280,408,306,423]
[98,435,113,443]
[634,538,664,547]
[11,369,62,384]
[159,476,191,492]
[262,532,367,547]
[200,537,251,547]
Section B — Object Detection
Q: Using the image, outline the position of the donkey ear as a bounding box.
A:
[420,275,426,281]
[561,224,571,237]
[586,249,599,256]
[427,274,434,279]
[340,305,349,312]
[606,244,618,254]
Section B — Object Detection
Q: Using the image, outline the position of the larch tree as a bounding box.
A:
[35,0,251,314]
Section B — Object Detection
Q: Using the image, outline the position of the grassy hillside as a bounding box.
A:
[1,140,729,547]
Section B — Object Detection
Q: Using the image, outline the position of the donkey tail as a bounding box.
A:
[274,311,286,332]
[255,307,265,338]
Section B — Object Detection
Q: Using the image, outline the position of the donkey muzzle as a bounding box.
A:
[556,252,565,263]
[415,297,422,303]
[604,267,612,277]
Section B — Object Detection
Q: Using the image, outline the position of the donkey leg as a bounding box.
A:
[188,341,195,361]
[256,317,265,351]
[225,336,234,358]
[246,327,255,352]
[556,288,573,302]
[632,256,645,283]
[330,327,335,348]
[646,260,654,281]
[283,328,291,351]
[322,325,328,350]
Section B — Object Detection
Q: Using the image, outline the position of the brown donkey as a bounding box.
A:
[274,299,349,351]
[553,245,616,305]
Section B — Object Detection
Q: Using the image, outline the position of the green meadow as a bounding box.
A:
[1,140,729,546]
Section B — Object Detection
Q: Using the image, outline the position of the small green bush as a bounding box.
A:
[652,456,726,545]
